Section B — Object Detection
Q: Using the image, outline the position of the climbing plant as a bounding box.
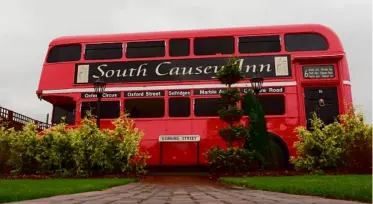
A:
[215,57,246,147]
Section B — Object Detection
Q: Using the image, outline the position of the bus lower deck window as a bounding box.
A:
[169,98,190,117]
[194,98,225,117]
[125,98,165,118]
[242,95,285,115]
[81,101,120,119]
[52,104,75,124]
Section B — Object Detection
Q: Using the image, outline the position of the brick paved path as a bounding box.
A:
[8,176,366,204]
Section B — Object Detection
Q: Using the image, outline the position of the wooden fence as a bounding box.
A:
[0,106,51,131]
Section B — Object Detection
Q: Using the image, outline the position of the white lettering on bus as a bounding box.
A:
[102,93,118,97]
[155,62,226,76]
[268,87,283,93]
[93,63,148,79]
[168,90,190,96]
[195,66,203,74]
[84,93,96,98]
[106,70,115,78]
[181,67,193,75]
[204,66,213,74]
[236,59,244,71]
[93,64,107,79]
[155,61,171,76]
[200,90,217,95]
[93,59,274,80]
[244,64,271,73]
[145,91,161,97]
[127,92,144,97]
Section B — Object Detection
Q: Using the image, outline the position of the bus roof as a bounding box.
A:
[49,24,343,50]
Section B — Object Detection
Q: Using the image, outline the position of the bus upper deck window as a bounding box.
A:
[169,38,190,57]
[46,44,82,63]
[284,33,329,52]
[126,41,165,58]
[239,35,281,54]
[193,36,234,56]
[84,43,123,60]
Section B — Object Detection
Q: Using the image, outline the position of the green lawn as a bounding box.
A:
[219,175,372,202]
[0,178,137,203]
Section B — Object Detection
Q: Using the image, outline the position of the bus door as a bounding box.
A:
[298,62,341,130]
[123,96,167,166]
[161,95,197,166]
[303,87,340,130]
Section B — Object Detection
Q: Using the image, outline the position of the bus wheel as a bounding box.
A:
[268,133,290,170]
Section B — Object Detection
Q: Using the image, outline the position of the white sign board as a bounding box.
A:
[159,135,200,142]
[76,65,90,83]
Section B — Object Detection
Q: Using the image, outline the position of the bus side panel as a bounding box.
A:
[99,120,117,129]
[135,120,166,166]
[39,64,75,90]
[342,84,353,113]
[161,119,197,165]
[266,117,298,157]
[192,118,228,165]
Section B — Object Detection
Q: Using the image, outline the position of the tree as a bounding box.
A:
[243,90,284,170]
[215,57,246,147]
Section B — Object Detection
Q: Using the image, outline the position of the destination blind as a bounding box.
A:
[81,92,121,98]
[117,87,286,98]
[124,90,165,97]
[303,65,335,79]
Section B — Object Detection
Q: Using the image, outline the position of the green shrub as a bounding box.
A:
[0,126,14,174]
[204,147,264,174]
[0,114,149,176]
[215,58,244,86]
[219,88,242,105]
[340,108,372,173]
[218,125,247,142]
[291,108,372,173]
[7,123,40,174]
[218,106,244,124]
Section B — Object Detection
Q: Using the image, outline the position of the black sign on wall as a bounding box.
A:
[303,65,335,79]
[74,55,292,84]
[81,92,121,98]
[240,87,285,94]
[124,90,165,97]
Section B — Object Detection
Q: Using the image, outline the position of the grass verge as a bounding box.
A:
[0,178,137,203]
[219,175,372,202]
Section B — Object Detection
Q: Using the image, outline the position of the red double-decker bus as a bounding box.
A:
[36,24,352,167]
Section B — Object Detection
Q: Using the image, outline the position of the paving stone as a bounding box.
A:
[140,201,167,204]
[6,180,368,204]
[111,201,139,204]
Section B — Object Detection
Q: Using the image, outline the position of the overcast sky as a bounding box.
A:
[0,0,371,123]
